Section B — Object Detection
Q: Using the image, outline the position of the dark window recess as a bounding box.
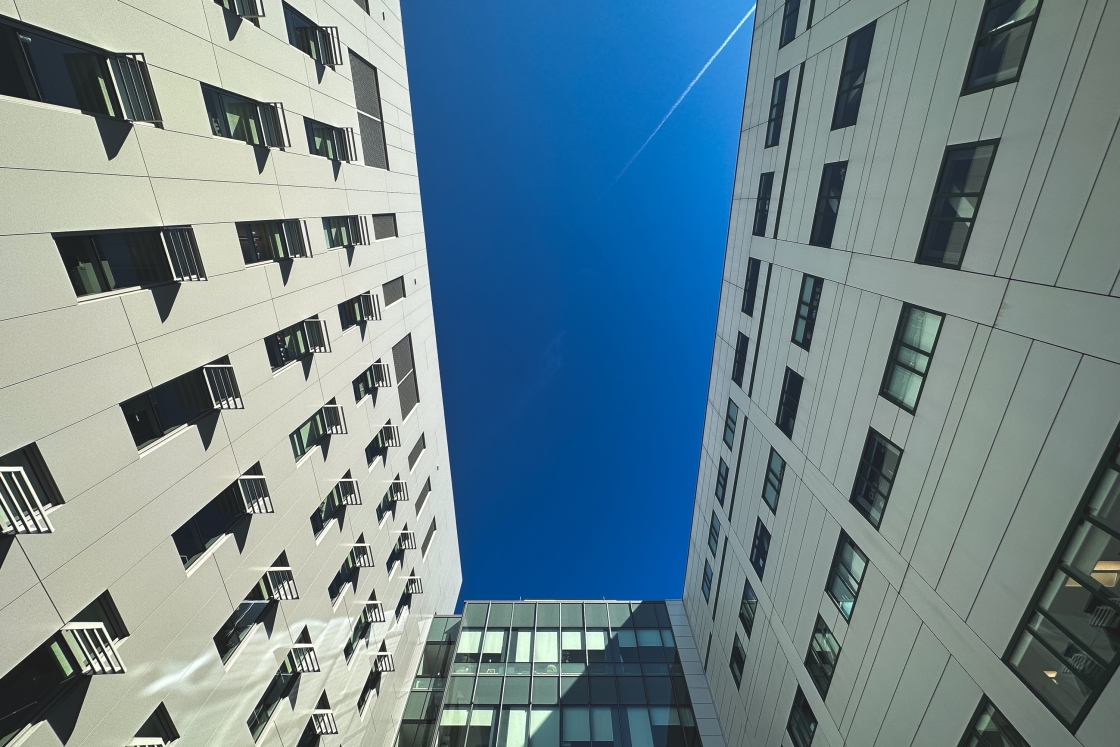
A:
[283,3,342,66]
[358,669,382,713]
[247,657,299,740]
[393,334,420,420]
[762,448,785,512]
[765,72,789,148]
[963,0,1042,94]
[172,488,245,568]
[701,560,713,601]
[731,332,750,387]
[742,258,761,316]
[780,0,800,47]
[408,434,427,470]
[0,19,160,122]
[958,698,1030,747]
[339,291,379,329]
[237,220,309,263]
[792,275,823,349]
[851,430,902,528]
[916,141,999,268]
[415,478,432,515]
[827,532,868,621]
[787,688,818,747]
[266,317,328,370]
[384,275,407,306]
[708,512,721,556]
[831,22,875,130]
[809,161,847,247]
[729,634,747,688]
[305,118,355,161]
[805,616,841,697]
[328,554,358,604]
[739,579,757,637]
[350,51,390,169]
[310,487,342,537]
[202,84,288,147]
[214,577,273,663]
[323,215,368,247]
[372,213,398,239]
[753,172,774,236]
[354,360,391,402]
[421,518,437,556]
[0,443,63,534]
[121,367,214,449]
[723,399,740,449]
[750,519,772,579]
[55,228,208,297]
[776,368,804,439]
[881,304,944,413]
[714,458,729,506]
[290,400,343,461]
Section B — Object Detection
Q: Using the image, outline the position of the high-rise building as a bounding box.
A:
[685,1,1120,746]
[394,601,723,747]
[0,2,460,746]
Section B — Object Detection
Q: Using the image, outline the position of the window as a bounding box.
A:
[328,555,358,604]
[351,51,390,169]
[394,334,420,420]
[739,579,757,637]
[963,0,1042,94]
[776,368,804,438]
[805,616,841,697]
[831,22,875,130]
[764,72,789,148]
[339,291,380,329]
[214,577,273,663]
[354,361,392,402]
[753,172,774,236]
[750,519,771,579]
[916,141,999,268]
[723,399,739,449]
[344,605,373,662]
[729,634,746,688]
[742,258,761,316]
[701,561,713,601]
[323,215,368,247]
[791,275,823,349]
[779,0,800,47]
[0,19,160,122]
[121,361,237,449]
[0,443,62,535]
[202,84,287,147]
[851,430,902,528]
[715,458,729,506]
[731,332,750,387]
[762,448,785,512]
[415,478,432,515]
[375,487,395,525]
[1006,436,1120,728]
[707,512,721,556]
[290,400,345,460]
[881,304,943,412]
[372,213,398,239]
[827,532,868,621]
[172,489,244,568]
[366,422,401,466]
[358,669,382,715]
[247,657,299,740]
[305,118,355,161]
[787,688,817,747]
[408,434,427,470]
[266,317,329,369]
[283,3,341,66]
[310,488,342,537]
[959,698,1029,747]
[421,517,438,556]
[384,275,407,306]
[55,228,207,297]
[809,162,847,247]
[237,220,309,263]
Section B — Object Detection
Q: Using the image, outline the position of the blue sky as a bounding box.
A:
[400,1,754,605]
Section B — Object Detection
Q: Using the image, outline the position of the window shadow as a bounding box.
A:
[300,356,315,380]
[151,282,181,323]
[0,534,13,570]
[232,516,251,553]
[223,12,243,40]
[95,117,132,161]
[45,677,91,744]
[278,259,294,285]
[261,599,279,638]
[195,411,221,451]
[331,159,342,181]
[315,63,327,83]
[253,145,270,175]
[345,245,356,265]
[319,434,333,461]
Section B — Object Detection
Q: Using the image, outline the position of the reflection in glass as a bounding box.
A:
[499,708,529,747]
[456,630,483,664]
[530,708,559,747]
[440,708,470,747]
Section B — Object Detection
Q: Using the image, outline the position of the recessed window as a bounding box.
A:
[701,560,713,601]
[881,304,943,412]
[323,215,368,247]
[214,576,273,663]
[753,172,774,236]
[742,258,761,316]
[354,360,392,402]
[729,634,746,688]
[765,72,789,148]
[394,334,420,420]
[408,434,427,471]
[831,22,876,130]
[787,688,817,747]
[827,532,868,621]
[421,517,438,556]
[306,118,355,161]
[963,0,1042,94]
[851,430,902,528]
[311,473,358,537]
[328,554,358,605]
[172,491,244,568]
[372,213,398,239]
[283,3,342,66]
[266,316,329,369]
[237,220,310,263]
[0,443,62,535]
[779,0,800,47]
[805,616,841,697]
[916,141,999,268]
[55,228,206,298]
[202,84,288,147]
[121,358,242,449]
[809,161,847,248]
[339,291,380,329]
[959,698,1029,746]
[132,703,179,746]
[723,399,739,449]
[708,511,721,555]
[1005,435,1120,728]
[290,400,345,460]
[731,332,750,388]
[384,275,407,306]
[750,519,771,579]
[350,51,390,169]
[715,458,729,506]
[776,368,804,439]
[246,656,299,740]
[739,578,757,637]
[415,478,432,515]
[791,275,823,350]
[762,448,785,512]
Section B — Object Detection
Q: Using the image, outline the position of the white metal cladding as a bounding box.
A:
[0,466,54,534]
[371,361,392,387]
[289,644,320,673]
[237,476,273,514]
[322,404,346,434]
[304,318,331,353]
[374,651,395,672]
[311,710,338,735]
[259,102,289,148]
[378,423,401,448]
[364,600,386,623]
[390,479,409,502]
[203,364,243,409]
[264,567,298,600]
[396,531,417,550]
[161,227,206,281]
[110,53,161,123]
[61,622,126,674]
[405,576,423,595]
[351,543,375,568]
[337,479,361,505]
[282,219,311,258]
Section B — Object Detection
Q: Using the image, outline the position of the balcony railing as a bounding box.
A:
[204,364,244,410]
[396,531,417,551]
[289,643,320,673]
[390,479,409,503]
[110,53,162,124]
[405,576,424,595]
[304,319,331,353]
[162,227,206,282]
[337,478,361,505]
[375,651,395,672]
[371,361,392,387]
[238,476,273,514]
[364,600,386,623]
[259,101,290,148]
[322,404,346,435]
[377,423,401,448]
[265,567,299,600]
[0,466,54,534]
[311,710,339,735]
[351,543,375,568]
[61,622,126,674]
[282,220,311,258]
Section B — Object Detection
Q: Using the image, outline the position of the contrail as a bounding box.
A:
[613,4,756,184]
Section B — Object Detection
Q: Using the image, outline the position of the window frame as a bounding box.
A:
[762,447,785,513]
[715,458,729,506]
[826,532,868,621]
[961,0,1043,96]
[729,634,746,688]
[739,578,757,637]
[787,687,817,747]
[809,161,847,248]
[779,0,800,48]
[701,560,713,601]
[776,368,804,438]
[915,140,1000,269]
[764,72,789,148]
[742,258,761,316]
[830,22,876,130]
[750,518,771,579]
[805,615,841,698]
[753,172,774,236]
[956,697,1030,747]
[879,303,945,414]
[723,399,739,449]
[707,511,721,556]
[791,274,823,350]
[850,429,903,529]
[731,332,750,387]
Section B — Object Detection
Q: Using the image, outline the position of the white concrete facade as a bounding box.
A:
[0,1,461,746]
[684,1,1120,747]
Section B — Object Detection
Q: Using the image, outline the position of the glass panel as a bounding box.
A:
[19,30,118,115]
[585,604,609,628]
[537,604,561,627]
[587,631,608,663]
[440,708,471,747]
[616,678,645,705]
[468,709,497,747]
[464,603,490,627]
[564,707,591,747]
[457,630,483,663]
[561,677,589,705]
[1088,465,1120,533]
[499,708,530,747]
[489,603,515,628]
[512,630,534,663]
[483,631,508,663]
[445,677,476,704]
[608,604,632,628]
[1008,627,1087,725]
[625,708,653,747]
[590,707,618,747]
[534,676,560,704]
[615,630,638,663]
[536,631,560,665]
[505,678,531,705]
[562,604,584,627]
[514,604,537,627]
[1034,567,1120,663]
[530,708,559,747]
[968,19,1035,89]
[475,678,503,705]
[590,678,617,705]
